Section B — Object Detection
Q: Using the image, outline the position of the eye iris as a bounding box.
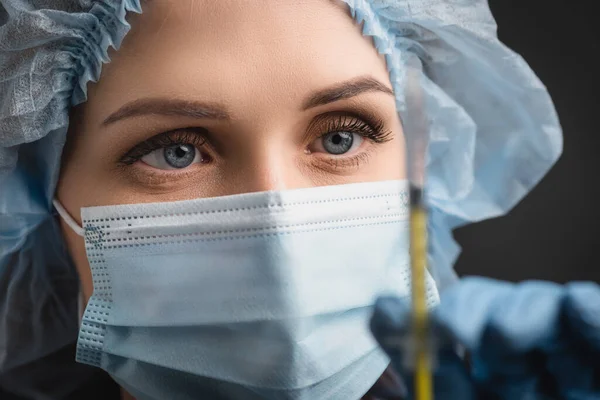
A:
[164,144,196,168]
[322,132,353,155]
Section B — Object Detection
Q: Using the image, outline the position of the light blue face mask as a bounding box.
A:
[54,180,439,400]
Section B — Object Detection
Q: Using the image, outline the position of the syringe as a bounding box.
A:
[403,58,433,400]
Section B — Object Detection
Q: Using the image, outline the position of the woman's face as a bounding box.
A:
[56,0,405,301]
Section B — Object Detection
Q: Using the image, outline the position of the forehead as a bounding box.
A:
[89,0,390,117]
[129,0,365,50]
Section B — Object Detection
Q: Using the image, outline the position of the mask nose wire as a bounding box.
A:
[53,199,85,237]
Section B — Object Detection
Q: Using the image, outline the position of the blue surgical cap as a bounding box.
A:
[0,0,562,379]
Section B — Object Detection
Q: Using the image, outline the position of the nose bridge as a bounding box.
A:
[251,149,290,192]
[232,136,304,193]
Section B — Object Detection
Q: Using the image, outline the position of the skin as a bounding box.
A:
[56,0,405,398]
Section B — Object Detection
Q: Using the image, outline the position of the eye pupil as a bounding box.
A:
[322,132,353,155]
[175,146,189,158]
[164,144,196,168]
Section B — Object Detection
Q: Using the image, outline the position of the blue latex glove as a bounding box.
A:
[370,277,600,400]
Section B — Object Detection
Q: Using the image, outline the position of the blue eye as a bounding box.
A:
[313,131,364,155]
[164,144,196,168]
[141,144,203,170]
[322,132,355,154]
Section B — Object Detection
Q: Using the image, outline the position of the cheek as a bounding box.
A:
[370,138,406,180]
[58,133,138,207]
[387,119,407,178]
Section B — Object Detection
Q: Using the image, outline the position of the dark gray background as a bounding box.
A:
[455,0,600,283]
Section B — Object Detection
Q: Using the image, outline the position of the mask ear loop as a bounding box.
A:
[52,199,85,237]
[52,200,87,325]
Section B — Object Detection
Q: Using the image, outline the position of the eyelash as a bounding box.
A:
[316,113,392,145]
[120,129,207,165]
[118,113,392,166]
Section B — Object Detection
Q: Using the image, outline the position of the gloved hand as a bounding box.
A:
[370,277,600,400]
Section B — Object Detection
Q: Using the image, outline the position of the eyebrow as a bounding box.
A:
[101,98,231,126]
[101,76,394,126]
[302,76,394,110]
